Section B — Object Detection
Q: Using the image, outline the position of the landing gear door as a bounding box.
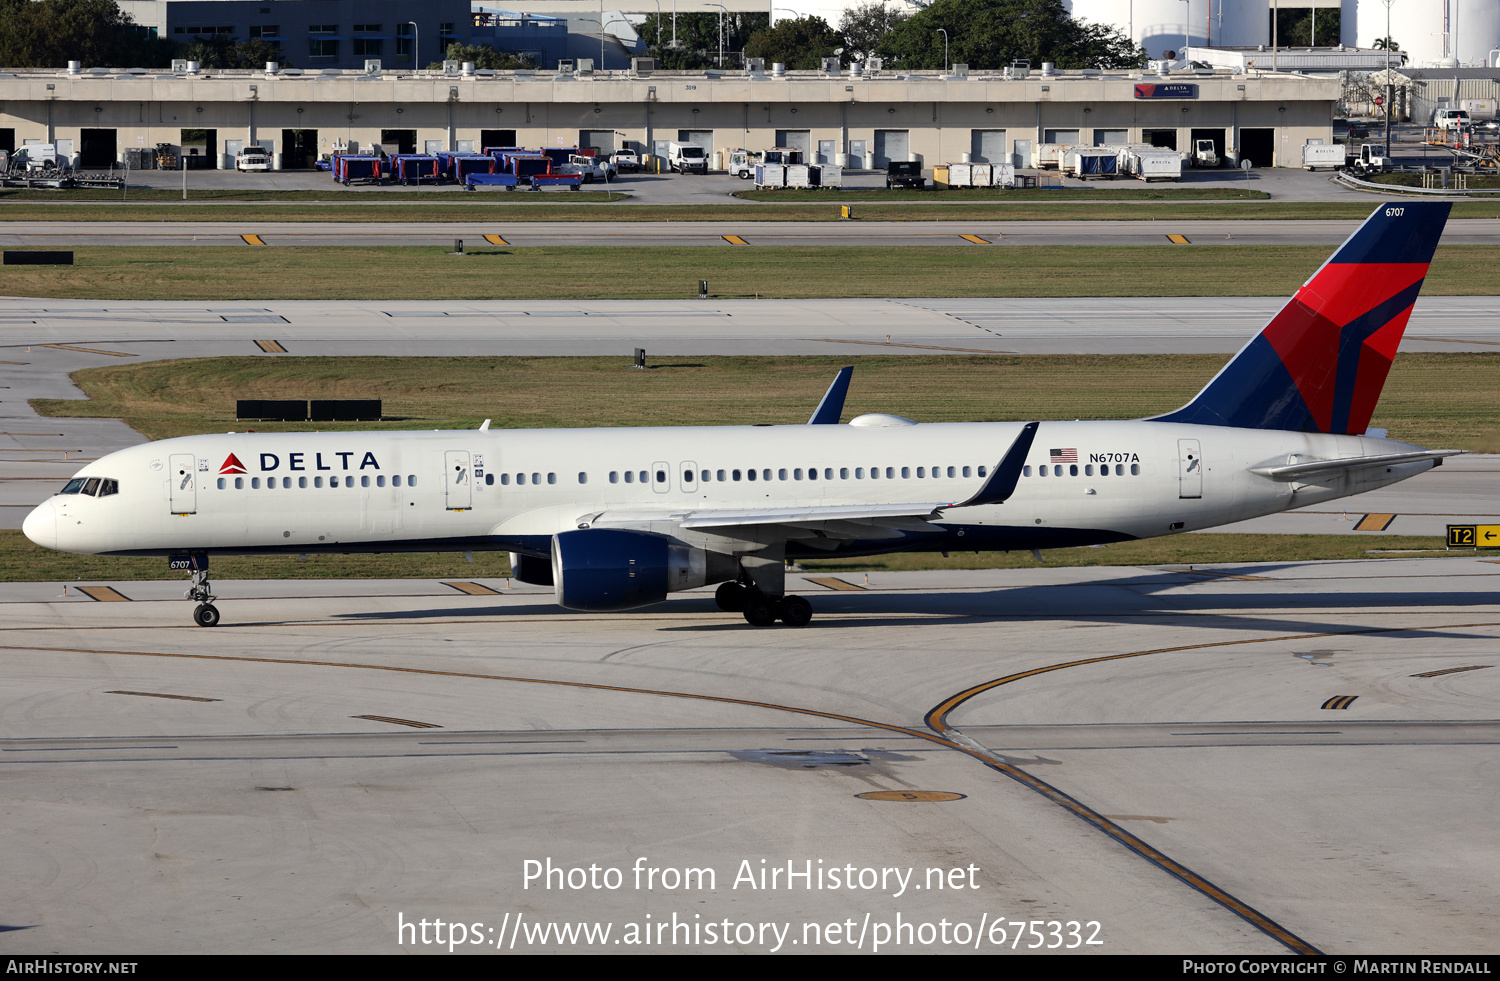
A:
[1178,439,1203,499]
[169,453,197,514]
[445,450,472,510]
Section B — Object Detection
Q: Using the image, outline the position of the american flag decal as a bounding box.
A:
[1050,448,1078,464]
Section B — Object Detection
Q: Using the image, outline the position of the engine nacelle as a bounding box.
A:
[509,551,554,586]
[551,529,736,612]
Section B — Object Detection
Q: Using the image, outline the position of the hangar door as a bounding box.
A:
[579,129,616,155]
[1043,128,1079,145]
[774,129,810,158]
[872,129,908,168]
[970,129,1005,162]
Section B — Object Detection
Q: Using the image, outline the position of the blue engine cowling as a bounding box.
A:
[552,529,671,611]
[551,529,738,612]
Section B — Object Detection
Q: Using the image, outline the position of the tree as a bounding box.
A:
[426,42,535,71]
[0,0,177,67]
[839,2,909,61]
[744,16,843,71]
[637,12,767,68]
[1372,36,1408,66]
[181,37,289,70]
[876,0,1143,71]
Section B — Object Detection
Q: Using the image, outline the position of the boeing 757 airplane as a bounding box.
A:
[24,202,1458,627]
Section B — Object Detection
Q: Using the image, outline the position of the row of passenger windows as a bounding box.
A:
[611,465,989,484]
[1023,464,1140,477]
[59,477,119,497]
[217,474,418,490]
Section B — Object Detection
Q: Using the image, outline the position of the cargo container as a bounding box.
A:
[1122,149,1182,182]
[1031,143,1071,170]
[786,163,812,188]
[992,163,1015,187]
[531,173,583,190]
[464,172,520,190]
[934,162,975,188]
[333,154,383,185]
[1063,147,1118,179]
[1301,143,1348,171]
[507,154,552,183]
[754,163,786,188]
[393,154,441,184]
[449,154,497,182]
[815,163,842,188]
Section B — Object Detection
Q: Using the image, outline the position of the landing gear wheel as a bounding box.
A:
[715,581,748,612]
[743,598,778,627]
[193,603,221,627]
[779,595,812,626]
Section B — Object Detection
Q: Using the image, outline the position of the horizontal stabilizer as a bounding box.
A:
[1250,449,1463,481]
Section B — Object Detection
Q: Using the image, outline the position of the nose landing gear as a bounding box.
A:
[183,566,220,627]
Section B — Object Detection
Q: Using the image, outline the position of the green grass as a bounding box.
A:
[5,244,1500,301]
[32,353,1500,450]
[0,528,1465,584]
[734,185,1272,202]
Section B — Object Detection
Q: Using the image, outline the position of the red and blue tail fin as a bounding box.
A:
[1153,202,1450,435]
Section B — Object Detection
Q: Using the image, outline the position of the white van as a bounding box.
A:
[667,141,708,173]
[1433,108,1470,132]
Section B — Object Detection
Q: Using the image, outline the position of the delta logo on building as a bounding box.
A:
[219,453,248,475]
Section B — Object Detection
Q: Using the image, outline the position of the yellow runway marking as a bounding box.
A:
[1166,234,1191,244]
[806,576,865,591]
[1321,695,1358,710]
[959,234,991,245]
[353,715,443,729]
[39,344,135,357]
[254,339,287,353]
[483,234,509,246]
[1355,513,1397,531]
[107,690,220,702]
[76,586,131,602]
[1411,664,1491,678]
[241,234,266,246]
[722,234,749,245]
[1409,336,1500,347]
[443,581,502,595]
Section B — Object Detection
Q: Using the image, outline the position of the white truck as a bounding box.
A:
[667,141,708,174]
[726,148,759,178]
[1189,139,1220,168]
[1433,108,1471,132]
[1301,143,1347,171]
[558,153,615,183]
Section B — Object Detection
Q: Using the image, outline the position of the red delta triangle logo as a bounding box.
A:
[219,453,248,475]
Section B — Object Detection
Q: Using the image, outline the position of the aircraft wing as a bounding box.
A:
[1250,449,1464,481]
[584,421,1039,542]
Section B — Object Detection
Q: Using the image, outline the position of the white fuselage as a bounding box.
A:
[23,419,1436,561]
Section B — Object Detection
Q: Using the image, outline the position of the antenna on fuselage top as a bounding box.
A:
[479,419,491,430]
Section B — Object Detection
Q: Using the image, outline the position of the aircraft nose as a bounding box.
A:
[22,499,57,550]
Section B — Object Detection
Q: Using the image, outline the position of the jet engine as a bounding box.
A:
[551,529,736,612]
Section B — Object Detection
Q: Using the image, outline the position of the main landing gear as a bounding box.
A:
[714,581,813,627]
[186,569,220,627]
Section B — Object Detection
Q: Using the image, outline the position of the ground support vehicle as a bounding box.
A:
[464,173,520,190]
[1301,143,1348,171]
[1434,108,1471,132]
[507,154,552,184]
[531,173,583,190]
[726,148,758,178]
[1064,147,1119,179]
[559,153,614,183]
[1190,139,1220,168]
[449,154,498,182]
[885,160,926,189]
[1349,143,1393,176]
[668,142,708,173]
[236,146,271,172]
[610,149,641,173]
[394,155,442,185]
[333,155,384,185]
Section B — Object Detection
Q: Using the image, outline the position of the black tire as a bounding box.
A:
[715,581,747,612]
[743,599,778,627]
[193,603,221,627]
[779,595,812,627]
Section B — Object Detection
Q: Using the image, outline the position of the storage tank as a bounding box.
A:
[1068,0,1269,58]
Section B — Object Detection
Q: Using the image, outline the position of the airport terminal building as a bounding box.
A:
[0,63,1338,170]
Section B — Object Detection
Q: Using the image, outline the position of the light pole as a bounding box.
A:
[600,0,605,69]
[1381,0,1394,154]
[936,28,948,71]
[407,21,419,69]
[773,7,795,28]
[707,2,726,67]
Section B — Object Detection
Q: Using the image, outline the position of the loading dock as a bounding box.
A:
[281,129,318,169]
[79,128,116,168]
[1241,128,1276,167]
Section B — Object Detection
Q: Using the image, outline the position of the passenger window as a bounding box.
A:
[901,467,909,478]
[377,475,386,487]
[1085,465,1093,476]
[917,467,926,478]
[869,467,878,479]
[314,476,323,488]
[578,472,587,484]
[717,470,726,482]
[532,473,541,485]
[1069,465,1078,476]
[962,466,971,478]
[839,468,848,479]
[638,471,647,483]
[1023,466,1032,477]
[794,468,803,480]
[762,469,770,481]
[655,470,665,484]
[1116,464,1125,476]
[733,469,742,481]
[624,471,634,483]
[946,466,956,478]
[408,475,417,486]
[252,477,261,489]
[393,475,402,487]
[299,476,308,488]
[331,476,340,488]
[365,475,374,487]
[855,468,864,479]
[1131,464,1140,475]
[807,467,817,481]
[609,472,617,483]
[217,477,226,489]
[235,477,244,489]
[548,473,557,484]
[778,469,787,481]
[747,469,757,482]
[978,466,987,477]
[701,470,710,482]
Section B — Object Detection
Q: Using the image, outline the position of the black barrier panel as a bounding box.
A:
[310,399,381,422]
[4,251,74,265]
[236,399,309,421]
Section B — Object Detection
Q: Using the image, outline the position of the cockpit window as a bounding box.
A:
[98,479,118,497]
[60,478,86,495]
[81,478,100,496]
[58,477,117,497]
